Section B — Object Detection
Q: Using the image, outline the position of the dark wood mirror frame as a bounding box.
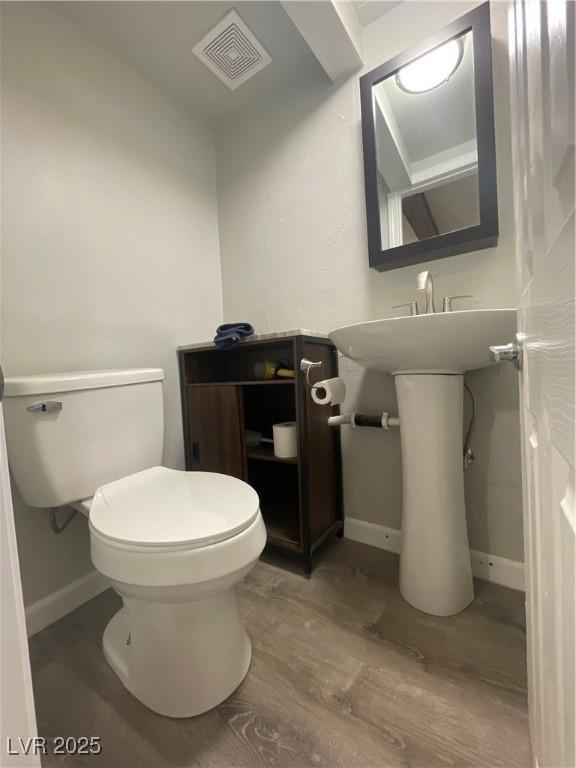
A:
[360,2,498,272]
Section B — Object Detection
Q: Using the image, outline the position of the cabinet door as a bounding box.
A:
[185,385,245,479]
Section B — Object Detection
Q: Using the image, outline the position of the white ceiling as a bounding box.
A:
[58,1,324,127]
[352,1,404,27]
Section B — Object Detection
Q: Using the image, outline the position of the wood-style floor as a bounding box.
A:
[29,540,531,768]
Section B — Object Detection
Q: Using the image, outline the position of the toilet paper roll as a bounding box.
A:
[273,422,298,459]
[311,377,346,406]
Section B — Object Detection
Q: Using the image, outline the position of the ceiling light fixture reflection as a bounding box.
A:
[396,38,464,94]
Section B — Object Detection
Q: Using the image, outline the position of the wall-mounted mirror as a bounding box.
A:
[360,3,498,271]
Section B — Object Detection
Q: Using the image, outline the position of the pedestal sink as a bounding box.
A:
[330,309,517,616]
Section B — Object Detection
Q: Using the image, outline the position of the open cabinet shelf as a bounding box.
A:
[185,379,294,387]
[246,445,298,464]
[247,460,301,550]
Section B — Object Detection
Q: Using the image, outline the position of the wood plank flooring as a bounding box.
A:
[28,540,531,768]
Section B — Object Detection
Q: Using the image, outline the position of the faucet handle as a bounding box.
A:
[442,295,473,312]
[392,301,419,317]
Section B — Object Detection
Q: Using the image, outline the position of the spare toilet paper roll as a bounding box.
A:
[273,422,298,459]
[311,377,346,406]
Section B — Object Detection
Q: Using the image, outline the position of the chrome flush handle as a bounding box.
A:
[26,400,63,413]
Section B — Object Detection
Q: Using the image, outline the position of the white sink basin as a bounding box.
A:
[329,308,518,617]
[330,309,517,374]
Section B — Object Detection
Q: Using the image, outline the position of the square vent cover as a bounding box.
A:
[192,9,272,91]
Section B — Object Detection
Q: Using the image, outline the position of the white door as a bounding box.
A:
[508,2,575,767]
[0,367,40,766]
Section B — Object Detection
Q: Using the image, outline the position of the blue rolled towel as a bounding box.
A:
[214,322,254,350]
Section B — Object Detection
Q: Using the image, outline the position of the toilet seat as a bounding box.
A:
[90,466,260,550]
[89,466,267,589]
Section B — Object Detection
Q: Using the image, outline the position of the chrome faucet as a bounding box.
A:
[416,270,435,314]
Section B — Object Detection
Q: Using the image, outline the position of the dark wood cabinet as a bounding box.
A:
[178,332,343,573]
[185,385,245,478]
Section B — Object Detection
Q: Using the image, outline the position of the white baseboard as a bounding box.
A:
[25,570,110,637]
[469,550,525,591]
[344,518,525,592]
[344,518,402,554]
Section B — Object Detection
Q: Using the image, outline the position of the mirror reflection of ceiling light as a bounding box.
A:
[396,38,464,94]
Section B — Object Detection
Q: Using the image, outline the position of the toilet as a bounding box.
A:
[3,368,266,718]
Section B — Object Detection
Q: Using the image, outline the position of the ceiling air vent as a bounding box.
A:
[192,9,272,91]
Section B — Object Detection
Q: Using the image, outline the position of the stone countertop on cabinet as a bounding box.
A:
[177,329,328,352]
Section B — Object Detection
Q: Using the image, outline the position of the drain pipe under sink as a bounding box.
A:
[328,412,400,429]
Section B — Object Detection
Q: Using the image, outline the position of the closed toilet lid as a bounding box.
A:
[89,466,260,549]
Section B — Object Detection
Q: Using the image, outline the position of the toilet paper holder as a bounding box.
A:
[300,358,323,388]
[301,359,346,407]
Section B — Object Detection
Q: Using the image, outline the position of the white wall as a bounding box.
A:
[217,1,524,561]
[0,4,223,606]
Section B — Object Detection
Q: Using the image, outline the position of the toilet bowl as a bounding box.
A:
[88,466,266,718]
[3,369,266,718]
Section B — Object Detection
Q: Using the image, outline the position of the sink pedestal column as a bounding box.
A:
[395,373,474,616]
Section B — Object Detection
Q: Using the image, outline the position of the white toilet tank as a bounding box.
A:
[3,369,165,508]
